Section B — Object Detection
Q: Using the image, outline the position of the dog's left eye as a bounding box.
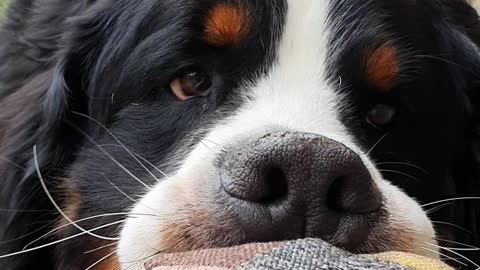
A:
[367,104,396,126]
[170,69,212,101]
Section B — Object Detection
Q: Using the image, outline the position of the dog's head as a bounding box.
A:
[1,0,480,269]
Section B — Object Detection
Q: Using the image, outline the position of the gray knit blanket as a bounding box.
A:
[142,238,452,270]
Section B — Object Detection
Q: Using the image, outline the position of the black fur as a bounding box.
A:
[0,0,479,269]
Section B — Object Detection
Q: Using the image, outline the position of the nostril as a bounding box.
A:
[326,175,381,214]
[260,166,289,203]
[326,177,349,212]
[217,132,385,250]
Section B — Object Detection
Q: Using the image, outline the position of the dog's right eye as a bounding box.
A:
[367,104,396,127]
[169,69,212,101]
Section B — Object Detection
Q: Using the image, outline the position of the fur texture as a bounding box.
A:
[0,0,479,269]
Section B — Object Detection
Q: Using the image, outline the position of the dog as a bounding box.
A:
[1,0,480,269]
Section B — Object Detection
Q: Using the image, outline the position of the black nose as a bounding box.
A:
[217,132,382,250]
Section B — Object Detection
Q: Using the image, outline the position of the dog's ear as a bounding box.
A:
[0,3,103,268]
[46,2,140,133]
[0,2,108,200]
[40,7,115,173]
[0,0,125,207]
[441,0,480,260]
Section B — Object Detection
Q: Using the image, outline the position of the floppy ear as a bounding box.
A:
[31,4,120,181]
[43,12,105,154]
[0,4,106,268]
[441,0,480,262]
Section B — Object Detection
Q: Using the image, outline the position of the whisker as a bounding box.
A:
[0,155,26,170]
[201,138,221,147]
[72,112,166,181]
[379,169,420,182]
[439,246,480,251]
[65,126,152,190]
[127,152,168,179]
[186,129,222,148]
[84,242,118,254]
[376,161,428,174]
[85,249,117,270]
[426,203,454,214]
[422,197,480,208]
[414,54,461,66]
[367,133,389,155]
[0,223,52,246]
[189,133,223,153]
[432,221,472,235]
[23,212,153,250]
[420,246,467,267]
[187,133,215,153]
[0,209,56,213]
[98,144,169,181]
[102,175,159,213]
[414,54,480,78]
[102,175,140,204]
[96,144,152,190]
[198,140,215,152]
[428,243,480,268]
[118,248,164,270]
[34,145,120,241]
[0,220,124,259]
[435,238,480,249]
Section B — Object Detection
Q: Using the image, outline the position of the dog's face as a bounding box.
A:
[114,0,441,262]
[2,0,480,269]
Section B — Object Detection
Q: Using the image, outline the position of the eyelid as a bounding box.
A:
[367,104,396,127]
[169,68,213,101]
[170,79,192,101]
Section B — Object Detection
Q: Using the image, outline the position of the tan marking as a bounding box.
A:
[143,242,282,269]
[147,181,242,253]
[87,246,119,270]
[365,46,400,91]
[154,185,215,252]
[82,240,120,270]
[127,169,430,259]
[367,252,452,270]
[92,254,119,270]
[355,210,417,255]
[55,179,81,231]
[204,3,250,47]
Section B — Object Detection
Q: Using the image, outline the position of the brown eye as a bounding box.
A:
[170,70,212,101]
[367,104,396,126]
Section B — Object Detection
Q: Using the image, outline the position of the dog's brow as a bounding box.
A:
[203,2,251,47]
[364,46,400,91]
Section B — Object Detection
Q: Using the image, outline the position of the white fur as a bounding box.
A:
[470,0,480,14]
[117,1,437,268]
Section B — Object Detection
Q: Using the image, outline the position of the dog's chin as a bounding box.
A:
[116,167,438,270]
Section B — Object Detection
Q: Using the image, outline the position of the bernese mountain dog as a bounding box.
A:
[1,0,479,269]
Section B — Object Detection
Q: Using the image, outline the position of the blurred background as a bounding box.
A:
[0,0,8,17]
[1,1,480,18]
